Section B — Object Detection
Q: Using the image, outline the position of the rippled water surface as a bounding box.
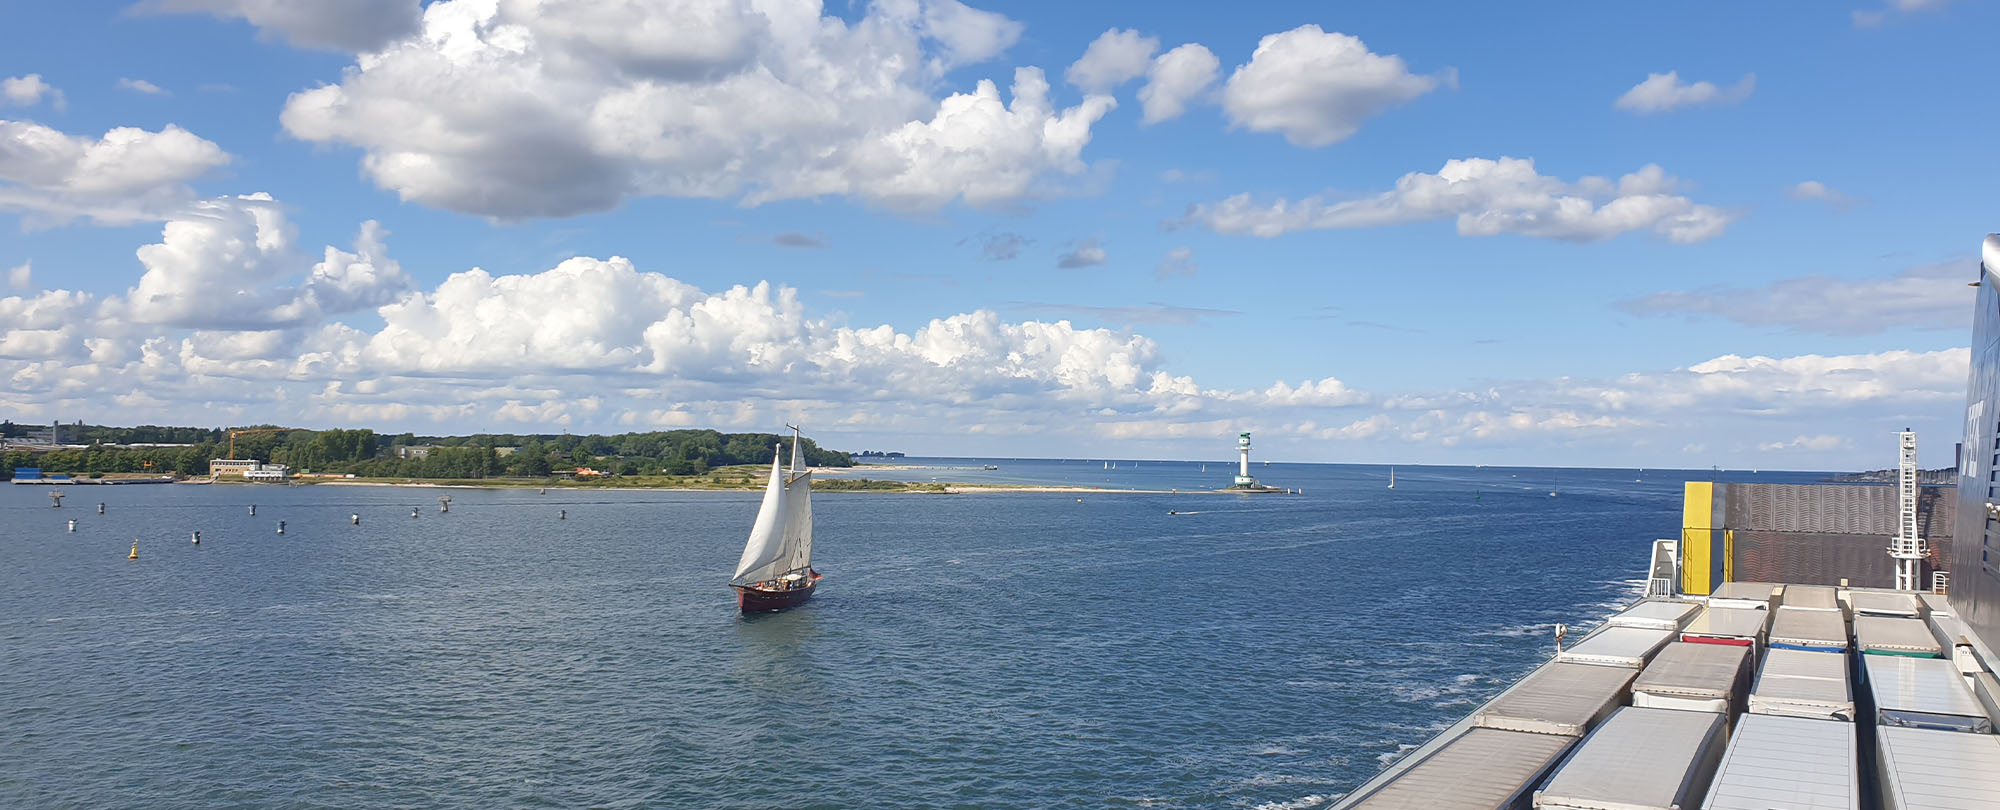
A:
[0,463,1822,808]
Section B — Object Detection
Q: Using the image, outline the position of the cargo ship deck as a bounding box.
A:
[1329,581,2000,809]
[1330,236,2000,809]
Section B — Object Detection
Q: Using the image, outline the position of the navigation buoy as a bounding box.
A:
[351,514,360,525]
[97,503,105,515]
[67,519,76,532]
[191,531,201,545]
[559,509,567,520]
[127,540,138,560]
[277,521,286,535]
[249,505,257,516]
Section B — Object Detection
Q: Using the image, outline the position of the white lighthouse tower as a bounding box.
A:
[1235,432,1257,487]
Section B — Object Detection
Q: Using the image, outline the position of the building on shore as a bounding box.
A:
[209,459,263,477]
[243,464,291,483]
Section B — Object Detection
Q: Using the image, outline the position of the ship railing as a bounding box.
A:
[1646,538,1679,597]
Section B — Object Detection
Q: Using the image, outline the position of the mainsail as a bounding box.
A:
[729,438,814,585]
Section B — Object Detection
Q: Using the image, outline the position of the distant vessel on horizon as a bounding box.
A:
[728,426,819,613]
[1387,467,1396,489]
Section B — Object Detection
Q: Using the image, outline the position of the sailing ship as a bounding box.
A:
[728,426,820,613]
[1387,467,1396,489]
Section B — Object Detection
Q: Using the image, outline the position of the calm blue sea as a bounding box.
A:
[0,462,1827,809]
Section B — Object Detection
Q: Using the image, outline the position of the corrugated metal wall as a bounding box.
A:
[1730,530,1897,588]
[1708,483,1955,589]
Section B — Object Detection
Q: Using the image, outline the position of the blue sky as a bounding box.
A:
[1,0,1993,468]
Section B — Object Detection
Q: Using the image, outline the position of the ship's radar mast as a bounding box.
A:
[1889,429,1927,591]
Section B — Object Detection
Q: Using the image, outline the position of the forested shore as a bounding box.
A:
[0,422,853,480]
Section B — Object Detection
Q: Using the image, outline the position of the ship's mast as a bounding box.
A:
[1889,429,1927,591]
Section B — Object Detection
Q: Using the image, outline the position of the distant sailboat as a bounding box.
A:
[729,426,820,613]
[1387,467,1396,489]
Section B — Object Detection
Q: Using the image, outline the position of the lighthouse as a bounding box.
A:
[1235,432,1257,487]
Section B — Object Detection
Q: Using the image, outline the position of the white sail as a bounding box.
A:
[730,450,788,584]
[781,470,813,574]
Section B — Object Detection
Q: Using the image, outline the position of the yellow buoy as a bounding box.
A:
[127,540,138,560]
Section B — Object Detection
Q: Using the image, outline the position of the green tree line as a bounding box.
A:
[1,424,853,480]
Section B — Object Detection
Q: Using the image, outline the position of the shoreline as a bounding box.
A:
[305,479,1212,495]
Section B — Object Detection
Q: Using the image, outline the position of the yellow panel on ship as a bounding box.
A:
[1682,481,1714,594]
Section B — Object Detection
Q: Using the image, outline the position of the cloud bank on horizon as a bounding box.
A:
[0,0,1990,468]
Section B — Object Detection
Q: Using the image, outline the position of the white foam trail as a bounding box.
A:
[1252,794,1331,810]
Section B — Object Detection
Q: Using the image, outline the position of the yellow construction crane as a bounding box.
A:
[227,427,294,459]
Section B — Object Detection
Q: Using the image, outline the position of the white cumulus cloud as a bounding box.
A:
[2,74,64,109]
[0,119,231,226]
[1180,158,1734,243]
[1138,43,1219,125]
[134,0,425,52]
[107,194,410,330]
[275,0,1110,218]
[1066,28,1158,93]
[1614,71,1755,114]
[1220,25,1442,147]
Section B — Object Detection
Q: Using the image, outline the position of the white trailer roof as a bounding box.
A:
[1710,581,1781,600]
[1708,581,1779,610]
[1750,648,1854,720]
[1473,662,1636,737]
[1864,655,1991,732]
[1782,584,1840,612]
[1631,641,1749,701]
[1876,725,2000,810]
[1769,607,1849,651]
[1556,627,1675,669]
[1851,591,1924,618]
[1855,615,1944,657]
[1702,713,1857,810]
[1605,600,1701,631]
[1681,606,1769,639]
[1341,727,1574,810]
[1532,706,1725,810]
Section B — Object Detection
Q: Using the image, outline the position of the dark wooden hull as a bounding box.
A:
[734,579,817,613]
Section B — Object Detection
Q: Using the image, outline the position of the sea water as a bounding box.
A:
[0,464,1821,808]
